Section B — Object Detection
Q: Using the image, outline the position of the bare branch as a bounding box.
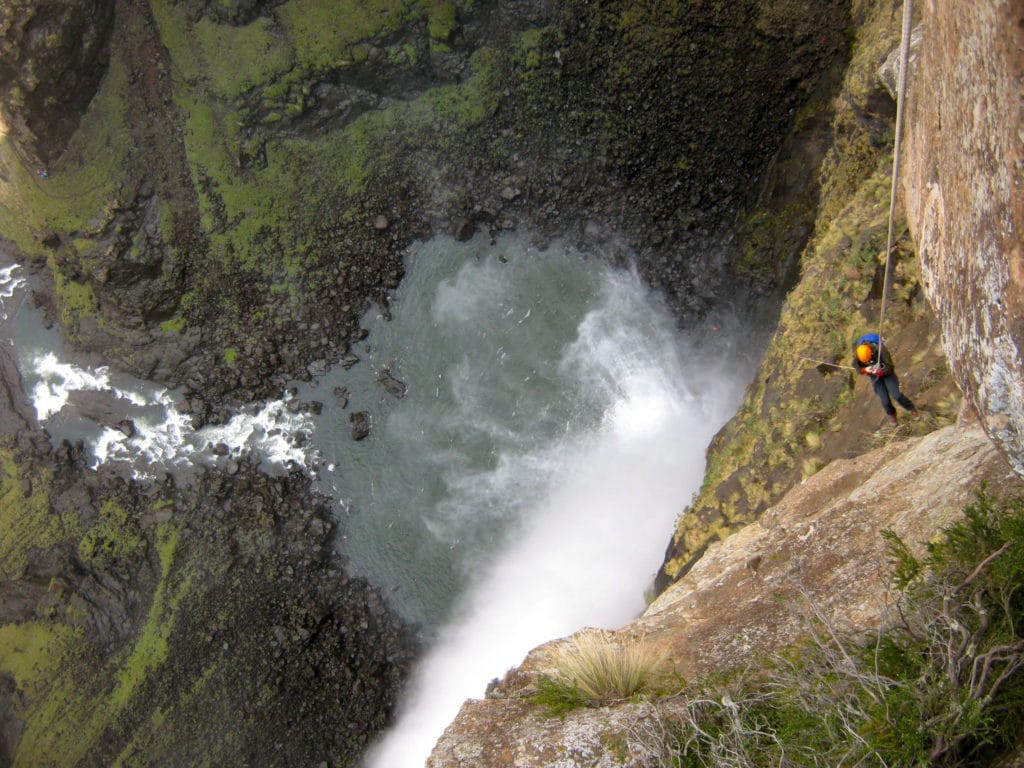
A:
[956,541,1012,593]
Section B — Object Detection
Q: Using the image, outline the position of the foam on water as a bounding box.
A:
[29,352,113,420]
[0,262,316,476]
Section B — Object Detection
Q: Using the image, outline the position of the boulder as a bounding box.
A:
[349,411,371,441]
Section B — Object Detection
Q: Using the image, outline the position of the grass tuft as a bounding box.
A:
[538,630,669,713]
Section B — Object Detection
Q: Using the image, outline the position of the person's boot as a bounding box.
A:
[910,408,921,418]
[887,413,898,425]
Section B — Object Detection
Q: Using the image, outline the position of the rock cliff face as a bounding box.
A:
[0,0,850,409]
[902,0,1024,477]
[430,1,1024,764]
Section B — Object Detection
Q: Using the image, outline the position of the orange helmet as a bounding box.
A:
[856,343,874,364]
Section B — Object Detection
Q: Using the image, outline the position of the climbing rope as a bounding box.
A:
[796,2,915,376]
[876,0,915,358]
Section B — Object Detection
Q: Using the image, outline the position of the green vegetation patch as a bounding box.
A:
[12,523,189,767]
[50,268,100,337]
[77,499,144,569]
[150,0,203,84]
[0,54,131,257]
[427,0,459,41]
[110,523,187,710]
[276,0,413,71]
[194,16,296,99]
[0,451,72,580]
[0,623,80,699]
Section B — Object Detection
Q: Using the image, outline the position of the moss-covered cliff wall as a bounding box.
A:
[2,0,850,410]
[657,0,961,587]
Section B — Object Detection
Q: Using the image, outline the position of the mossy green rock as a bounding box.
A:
[0,439,415,768]
[3,0,849,409]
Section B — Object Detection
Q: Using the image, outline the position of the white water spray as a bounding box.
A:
[359,237,749,768]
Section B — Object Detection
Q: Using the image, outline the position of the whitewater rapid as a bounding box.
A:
[0,262,315,476]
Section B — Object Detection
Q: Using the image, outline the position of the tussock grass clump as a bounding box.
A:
[536,630,669,714]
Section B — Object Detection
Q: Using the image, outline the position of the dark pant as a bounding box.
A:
[872,373,915,416]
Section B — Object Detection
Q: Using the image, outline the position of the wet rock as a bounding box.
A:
[373,214,390,230]
[307,359,329,377]
[453,217,475,241]
[377,370,407,399]
[211,442,230,456]
[349,411,371,441]
[67,391,139,437]
[341,353,360,369]
[332,386,350,409]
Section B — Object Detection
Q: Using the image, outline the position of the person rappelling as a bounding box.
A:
[853,333,919,424]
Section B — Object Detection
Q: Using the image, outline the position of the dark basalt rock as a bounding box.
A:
[377,369,407,400]
[350,411,371,441]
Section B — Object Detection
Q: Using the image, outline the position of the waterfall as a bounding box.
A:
[299,234,753,768]
[2,234,753,768]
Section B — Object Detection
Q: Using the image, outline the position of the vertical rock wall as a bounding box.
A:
[903,0,1024,475]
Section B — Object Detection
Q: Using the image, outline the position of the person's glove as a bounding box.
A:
[872,366,885,377]
[859,367,869,375]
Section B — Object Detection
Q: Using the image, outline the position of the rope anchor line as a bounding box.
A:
[798,0,914,374]
[876,0,914,357]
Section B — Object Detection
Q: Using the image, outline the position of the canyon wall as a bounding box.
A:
[902,0,1024,477]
